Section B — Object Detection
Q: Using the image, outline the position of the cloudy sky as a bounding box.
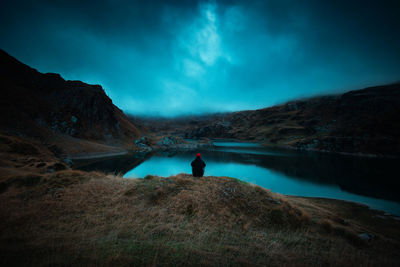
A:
[1,0,400,116]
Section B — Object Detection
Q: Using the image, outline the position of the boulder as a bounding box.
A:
[358,232,375,241]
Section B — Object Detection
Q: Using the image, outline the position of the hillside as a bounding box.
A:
[0,49,140,156]
[0,48,399,265]
[134,83,400,156]
[0,121,399,265]
[1,170,399,266]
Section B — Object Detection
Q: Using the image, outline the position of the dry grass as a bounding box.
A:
[0,171,399,266]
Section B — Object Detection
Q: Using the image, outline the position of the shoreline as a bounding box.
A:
[260,141,399,158]
[65,142,400,217]
[68,150,129,160]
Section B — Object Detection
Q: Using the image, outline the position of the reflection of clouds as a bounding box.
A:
[123,151,400,216]
[124,156,191,178]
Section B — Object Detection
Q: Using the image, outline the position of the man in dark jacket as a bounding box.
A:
[191,153,206,177]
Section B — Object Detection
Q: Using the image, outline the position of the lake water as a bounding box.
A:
[74,141,400,216]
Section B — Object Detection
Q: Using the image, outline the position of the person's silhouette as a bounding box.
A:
[191,153,206,177]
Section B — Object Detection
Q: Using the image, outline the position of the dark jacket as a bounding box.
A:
[191,156,206,177]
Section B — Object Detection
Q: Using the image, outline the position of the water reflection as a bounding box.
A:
[73,152,151,174]
[212,141,262,148]
[73,143,400,215]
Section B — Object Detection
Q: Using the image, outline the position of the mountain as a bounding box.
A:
[0,49,140,154]
[134,83,400,156]
[2,48,399,157]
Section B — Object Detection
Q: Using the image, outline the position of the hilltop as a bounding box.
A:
[1,171,399,266]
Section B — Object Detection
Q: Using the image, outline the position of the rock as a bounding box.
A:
[60,121,67,129]
[137,143,148,149]
[157,136,175,146]
[266,197,281,205]
[48,145,64,157]
[63,157,73,166]
[286,102,298,111]
[48,162,67,171]
[71,116,78,123]
[134,136,153,151]
[36,162,46,168]
[358,232,375,241]
[36,118,47,127]
[135,136,149,145]
[138,144,152,152]
[156,136,185,147]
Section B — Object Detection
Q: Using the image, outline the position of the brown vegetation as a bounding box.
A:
[1,170,399,266]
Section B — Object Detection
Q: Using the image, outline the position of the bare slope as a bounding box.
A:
[0,49,140,154]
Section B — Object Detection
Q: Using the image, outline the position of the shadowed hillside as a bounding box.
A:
[0,50,140,155]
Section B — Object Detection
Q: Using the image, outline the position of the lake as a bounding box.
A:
[74,141,400,216]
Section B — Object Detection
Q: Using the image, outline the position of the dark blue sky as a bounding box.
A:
[1,0,400,116]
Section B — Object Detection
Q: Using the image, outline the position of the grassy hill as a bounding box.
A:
[1,167,400,266]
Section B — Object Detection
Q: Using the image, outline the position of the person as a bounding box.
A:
[191,153,206,177]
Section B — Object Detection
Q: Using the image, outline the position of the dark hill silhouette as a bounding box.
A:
[0,49,140,149]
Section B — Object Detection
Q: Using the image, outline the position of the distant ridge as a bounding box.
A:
[133,82,400,156]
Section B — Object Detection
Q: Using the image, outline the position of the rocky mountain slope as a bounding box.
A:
[0,49,140,154]
[135,83,400,156]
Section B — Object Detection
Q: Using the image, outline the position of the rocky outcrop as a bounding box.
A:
[133,135,213,152]
[0,49,140,145]
[184,121,233,139]
[156,136,184,146]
